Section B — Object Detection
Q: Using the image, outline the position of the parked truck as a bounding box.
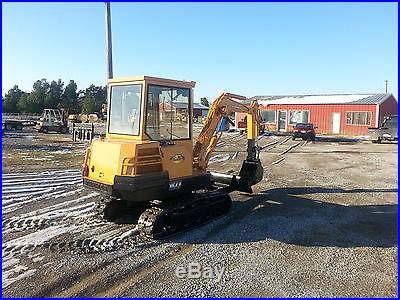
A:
[368,115,398,143]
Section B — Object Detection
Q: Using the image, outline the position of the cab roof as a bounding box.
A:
[108,75,196,89]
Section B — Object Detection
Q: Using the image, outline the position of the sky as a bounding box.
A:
[2,2,398,101]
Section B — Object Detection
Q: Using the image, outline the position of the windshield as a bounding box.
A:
[383,116,397,127]
[295,123,313,129]
[108,84,142,135]
[146,84,190,141]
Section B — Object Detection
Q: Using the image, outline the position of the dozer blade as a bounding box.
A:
[237,159,263,193]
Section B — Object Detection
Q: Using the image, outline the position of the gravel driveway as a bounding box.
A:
[2,130,397,297]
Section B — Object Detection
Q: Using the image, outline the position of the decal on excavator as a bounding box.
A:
[169,180,182,191]
[170,154,185,163]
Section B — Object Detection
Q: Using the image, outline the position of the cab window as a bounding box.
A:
[146,85,190,141]
[108,84,142,135]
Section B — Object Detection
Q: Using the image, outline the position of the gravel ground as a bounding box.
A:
[2,128,398,297]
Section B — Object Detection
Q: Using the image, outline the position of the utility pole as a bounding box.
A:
[384,80,388,94]
[105,2,113,80]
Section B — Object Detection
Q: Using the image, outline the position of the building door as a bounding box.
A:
[278,111,287,131]
[332,112,341,134]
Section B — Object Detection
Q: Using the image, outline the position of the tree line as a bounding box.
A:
[2,79,106,114]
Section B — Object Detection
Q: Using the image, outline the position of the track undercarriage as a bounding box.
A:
[91,159,262,239]
[95,188,232,239]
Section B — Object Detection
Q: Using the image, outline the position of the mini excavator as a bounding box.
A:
[82,76,263,239]
[82,3,263,239]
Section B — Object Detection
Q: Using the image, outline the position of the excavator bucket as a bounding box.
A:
[237,159,264,193]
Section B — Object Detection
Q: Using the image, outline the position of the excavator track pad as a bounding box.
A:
[137,191,232,239]
[96,195,147,224]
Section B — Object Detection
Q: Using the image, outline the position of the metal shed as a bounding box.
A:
[235,93,398,136]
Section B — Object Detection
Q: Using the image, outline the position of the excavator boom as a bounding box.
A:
[193,92,258,169]
[193,92,263,192]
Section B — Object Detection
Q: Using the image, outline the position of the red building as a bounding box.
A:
[235,93,398,136]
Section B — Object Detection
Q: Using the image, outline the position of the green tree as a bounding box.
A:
[80,84,106,113]
[17,93,35,113]
[82,93,97,113]
[200,97,209,107]
[2,85,24,113]
[5,80,108,114]
[18,79,49,113]
[17,93,29,112]
[61,80,79,113]
[44,79,64,109]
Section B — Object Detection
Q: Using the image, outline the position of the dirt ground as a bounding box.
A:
[2,127,398,297]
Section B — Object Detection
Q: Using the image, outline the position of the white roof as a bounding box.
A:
[255,94,380,105]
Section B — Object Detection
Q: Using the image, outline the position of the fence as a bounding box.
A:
[72,123,95,142]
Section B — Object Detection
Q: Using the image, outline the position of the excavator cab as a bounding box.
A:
[83,76,203,201]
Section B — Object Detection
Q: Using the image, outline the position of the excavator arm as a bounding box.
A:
[193,92,263,193]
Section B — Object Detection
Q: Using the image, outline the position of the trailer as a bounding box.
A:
[2,119,37,131]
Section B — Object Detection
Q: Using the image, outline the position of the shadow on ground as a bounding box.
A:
[315,136,360,143]
[263,132,365,143]
[180,187,398,248]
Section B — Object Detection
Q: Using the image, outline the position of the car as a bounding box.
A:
[292,123,316,140]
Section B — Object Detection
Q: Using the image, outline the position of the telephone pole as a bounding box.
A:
[105,2,113,80]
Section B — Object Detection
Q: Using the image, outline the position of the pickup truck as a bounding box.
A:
[368,115,398,143]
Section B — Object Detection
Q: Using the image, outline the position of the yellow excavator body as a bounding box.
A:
[83,75,263,239]
[84,76,196,185]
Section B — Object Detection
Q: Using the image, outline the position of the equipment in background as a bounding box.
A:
[83,75,263,239]
[369,115,398,143]
[87,114,99,123]
[238,115,266,135]
[72,122,95,142]
[218,116,235,132]
[35,109,69,134]
[101,103,108,121]
[77,113,99,123]
[2,113,41,131]
[2,119,35,131]
[68,114,82,123]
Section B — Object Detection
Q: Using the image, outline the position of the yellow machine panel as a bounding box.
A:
[159,140,193,179]
[86,139,123,185]
[85,138,163,185]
